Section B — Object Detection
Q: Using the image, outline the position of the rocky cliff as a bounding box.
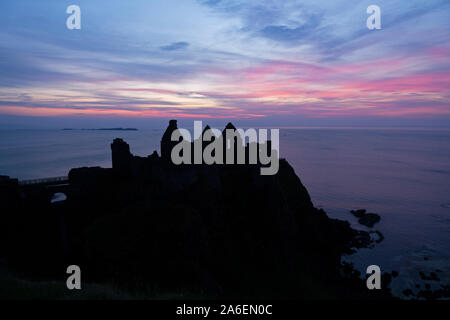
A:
[0,122,391,299]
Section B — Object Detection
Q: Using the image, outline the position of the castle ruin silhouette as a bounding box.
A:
[111,120,275,177]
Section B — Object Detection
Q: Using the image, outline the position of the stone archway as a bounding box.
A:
[51,192,67,203]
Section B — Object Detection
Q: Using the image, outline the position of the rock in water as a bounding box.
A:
[350,209,381,228]
[358,213,381,227]
[350,209,366,217]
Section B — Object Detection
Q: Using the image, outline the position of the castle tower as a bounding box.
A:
[201,125,212,159]
[222,122,241,164]
[111,138,131,175]
[161,120,179,162]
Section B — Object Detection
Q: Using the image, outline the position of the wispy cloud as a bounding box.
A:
[160,41,190,51]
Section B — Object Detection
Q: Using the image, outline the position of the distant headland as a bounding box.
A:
[62,127,138,131]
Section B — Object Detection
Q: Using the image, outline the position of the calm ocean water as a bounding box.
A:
[0,127,449,295]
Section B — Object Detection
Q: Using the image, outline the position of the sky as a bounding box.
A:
[0,0,449,128]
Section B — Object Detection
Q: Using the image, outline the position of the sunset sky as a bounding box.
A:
[0,0,449,128]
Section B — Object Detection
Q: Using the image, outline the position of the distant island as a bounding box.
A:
[62,128,138,131]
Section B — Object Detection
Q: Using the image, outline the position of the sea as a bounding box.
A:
[0,127,449,297]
